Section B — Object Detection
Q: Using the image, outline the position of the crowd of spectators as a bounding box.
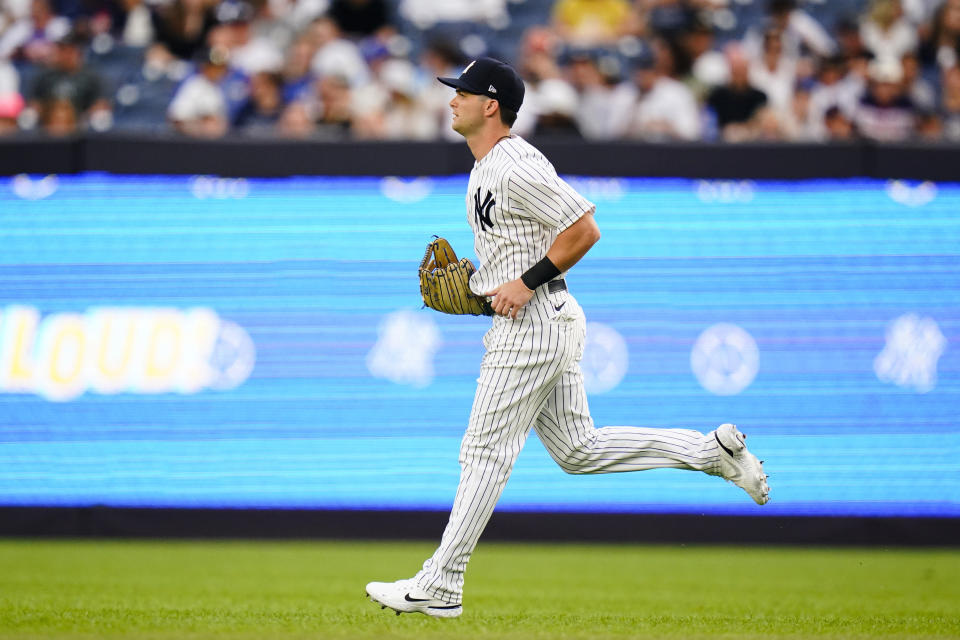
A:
[1,0,960,142]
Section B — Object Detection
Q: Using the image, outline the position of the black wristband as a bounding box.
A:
[521,256,561,291]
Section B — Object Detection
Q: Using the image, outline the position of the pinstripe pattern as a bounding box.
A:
[413,137,725,605]
[467,135,596,300]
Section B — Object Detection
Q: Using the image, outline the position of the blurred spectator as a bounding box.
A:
[28,31,112,131]
[566,48,634,140]
[216,1,284,75]
[0,0,30,36]
[706,45,768,141]
[566,48,604,125]
[302,72,352,138]
[518,25,562,84]
[0,92,23,134]
[275,99,315,137]
[356,34,392,77]
[823,104,858,140]
[246,0,298,54]
[640,0,699,40]
[352,57,437,139]
[418,37,465,141]
[860,0,917,61]
[903,0,942,26]
[743,0,835,61]
[551,0,637,46]
[0,0,70,62]
[0,0,957,143]
[0,55,19,94]
[752,105,788,141]
[139,41,192,83]
[329,0,391,38]
[233,69,284,135]
[398,0,507,30]
[307,14,369,87]
[939,63,960,140]
[915,108,942,139]
[807,56,850,138]
[901,50,935,110]
[0,58,23,134]
[150,0,217,61]
[919,0,960,69]
[628,39,700,140]
[89,0,155,46]
[111,43,189,131]
[280,34,316,102]
[39,95,77,133]
[204,22,253,121]
[782,83,815,141]
[268,0,328,34]
[834,17,868,61]
[377,58,437,139]
[748,28,796,118]
[678,15,728,97]
[167,44,229,137]
[114,0,155,47]
[853,56,915,141]
[530,77,581,138]
[844,47,873,96]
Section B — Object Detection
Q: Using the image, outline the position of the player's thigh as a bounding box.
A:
[468,321,577,441]
[533,365,596,459]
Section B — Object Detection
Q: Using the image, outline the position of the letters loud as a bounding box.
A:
[0,306,225,401]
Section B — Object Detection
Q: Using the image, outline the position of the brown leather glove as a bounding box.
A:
[418,237,493,316]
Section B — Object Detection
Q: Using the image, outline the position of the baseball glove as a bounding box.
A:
[419,237,493,316]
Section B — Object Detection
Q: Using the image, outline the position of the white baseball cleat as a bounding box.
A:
[365,579,462,618]
[714,423,770,505]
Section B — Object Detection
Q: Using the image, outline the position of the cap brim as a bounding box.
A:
[438,76,482,94]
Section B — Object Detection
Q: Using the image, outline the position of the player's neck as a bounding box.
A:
[465,126,513,161]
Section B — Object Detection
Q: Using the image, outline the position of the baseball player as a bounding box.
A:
[366,57,769,618]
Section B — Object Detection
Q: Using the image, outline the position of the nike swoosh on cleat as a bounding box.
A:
[714,431,736,458]
[404,593,430,602]
[404,593,461,610]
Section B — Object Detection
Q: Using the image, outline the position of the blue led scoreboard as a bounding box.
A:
[0,173,956,516]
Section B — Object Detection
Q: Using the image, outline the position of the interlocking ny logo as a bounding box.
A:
[474,188,495,231]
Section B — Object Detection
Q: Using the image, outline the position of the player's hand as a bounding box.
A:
[484,279,535,319]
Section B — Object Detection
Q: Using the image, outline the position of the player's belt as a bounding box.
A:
[547,279,567,293]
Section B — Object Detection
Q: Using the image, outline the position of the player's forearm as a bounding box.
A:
[546,212,600,272]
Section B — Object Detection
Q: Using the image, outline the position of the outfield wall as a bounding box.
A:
[4,134,960,180]
[0,139,957,543]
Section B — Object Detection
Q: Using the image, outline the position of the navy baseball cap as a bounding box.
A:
[438,57,525,112]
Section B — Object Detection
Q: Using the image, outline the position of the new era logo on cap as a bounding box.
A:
[437,57,524,112]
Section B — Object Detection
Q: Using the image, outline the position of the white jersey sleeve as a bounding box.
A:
[506,151,595,234]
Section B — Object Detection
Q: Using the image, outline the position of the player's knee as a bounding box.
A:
[553,449,591,474]
[460,439,514,473]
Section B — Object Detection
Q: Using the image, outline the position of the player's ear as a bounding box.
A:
[484,98,500,118]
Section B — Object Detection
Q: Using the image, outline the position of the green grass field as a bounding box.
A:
[0,539,958,639]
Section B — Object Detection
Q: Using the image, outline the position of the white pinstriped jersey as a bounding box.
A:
[465,135,595,296]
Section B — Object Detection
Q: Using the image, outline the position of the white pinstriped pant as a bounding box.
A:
[415,290,723,604]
